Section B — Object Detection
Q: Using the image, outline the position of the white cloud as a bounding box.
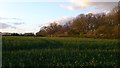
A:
[13,22,24,25]
[60,5,80,11]
[89,2,118,13]
[60,0,118,13]
[0,22,16,29]
[60,0,90,11]
[70,0,90,7]
[54,16,74,25]
[88,0,119,2]
[0,0,119,2]
[44,16,74,26]
[0,17,22,20]
[0,0,69,2]
[0,17,24,25]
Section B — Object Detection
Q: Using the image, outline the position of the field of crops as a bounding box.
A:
[2,36,120,67]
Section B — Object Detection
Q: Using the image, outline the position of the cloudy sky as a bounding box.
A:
[0,0,119,33]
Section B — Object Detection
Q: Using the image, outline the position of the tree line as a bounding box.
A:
[1,33,34,36]
[36,6,120,39]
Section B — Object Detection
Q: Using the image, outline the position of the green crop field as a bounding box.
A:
[2,36,120,67]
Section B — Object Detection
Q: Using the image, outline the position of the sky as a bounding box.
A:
[0,0,119,33]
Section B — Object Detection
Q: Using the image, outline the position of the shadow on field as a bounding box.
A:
[3,38,64,51]
[40,38,63,48]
